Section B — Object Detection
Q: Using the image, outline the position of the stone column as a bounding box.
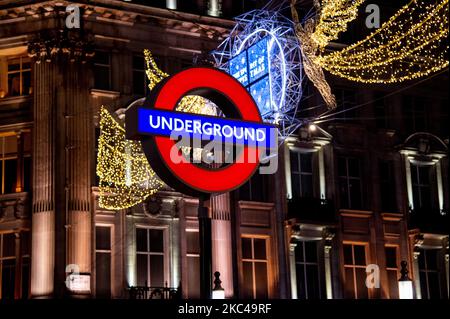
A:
[30,61,57,298]
[211,192,234,298]
[288,242,297,299]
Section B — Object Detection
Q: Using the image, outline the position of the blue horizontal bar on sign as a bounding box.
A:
[136,108,277,149]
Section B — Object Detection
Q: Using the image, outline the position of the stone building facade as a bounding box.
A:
[0,0,448,299]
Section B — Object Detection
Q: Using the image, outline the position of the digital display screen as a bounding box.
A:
[229,50,249,86]
[248,37,269,83]
[228,37,271,116]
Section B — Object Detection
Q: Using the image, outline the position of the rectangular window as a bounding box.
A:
[379,160,397,212]
[294,241,322,299]
[290,151,313,198]
[385,246,399,299]
[132,55,148,96]
[343,243,368,299]
[95,226,112,298]
[239,172,267,202]
[411,164,432,210]
[7,56,31,97]
[404,96,427,132]
[93,51,111,90]
[374,92,389,129]
[336,89,357,120]
[419,249,442,299]
[241,237,269,299]
[20,231,30,299]
[186,229,200,298]
[338,157,363,209]
[136,228,166,287]
[0,132,32,195]
[0,233,16,299]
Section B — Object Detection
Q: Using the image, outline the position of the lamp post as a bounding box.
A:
[212,271,225,299]
[398,261,414,299]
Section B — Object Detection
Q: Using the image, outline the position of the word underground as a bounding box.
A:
[137,108,277,149]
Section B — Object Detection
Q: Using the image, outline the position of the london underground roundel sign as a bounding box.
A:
[126,67,277,197]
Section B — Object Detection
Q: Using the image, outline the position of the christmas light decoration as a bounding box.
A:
[311,0,365,49]
[290,1,336,109]
[313,0,449,83]
[97,50,216,209]
[97,106,164,210]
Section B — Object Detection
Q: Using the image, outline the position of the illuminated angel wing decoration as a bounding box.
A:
[97,50,217,210]
[290,0,337,109]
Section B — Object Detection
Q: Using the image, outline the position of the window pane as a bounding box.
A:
[344,268,355,299]
[425,250,438,270]
[1,259,15,299]
[304,241,317,263]
[94,65,110,90]
[150,255,164,287]
[253,238,266,260]
[21,256,30,299]
[355,268,368,299]
[186,231,199,254]
[339,177,350,208]
[418,166,430,185]
[343,245,353,265]
[291,174,300,198]
[349,178,362,209]
[149,229,164,253]
[242,238,252,259]
[427,272,441,299]
[2,233,15,257]
[96,226,111,251]
[254,262,268,299]
[96,252,111,298]
[21,231,31,256]
[136,254,148,286]
[300,153,312,173]
[385,247,397,268]
[338,158,347,176]
[387,270,399,299]
[290,151,299,172]
[295,241,305,263]
[8,59,20,71]
[94,51,110,65]
[242,261,253,298]
[8,74,20,96]
[306,264,320,299]
[296,263,306,299]
[22,70,31,95]
[187,256,200,298]
[133,71,145,95]
[348,158,360,177]
[353,245,366,266]
[300,174,313,198]
[136,228,148,252]
[23,157,32,192]
[132,55,144,70]
[5,159,17,193]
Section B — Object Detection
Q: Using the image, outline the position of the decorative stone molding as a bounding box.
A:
[28,29,94,64]
[0,192,30,222]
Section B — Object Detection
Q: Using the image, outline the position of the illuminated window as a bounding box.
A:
[294,240,322,299]
[0,231,30,299]
[241,236,269,299]
[385,246,399,299]
[338,157,363,210]
[186,229,200,298]
[0,132,32,195]
[93,51,111,90]
[419,249,443,299]
[136,228,166,287]
[343,243,368,299]
[95,226,112,298]
[7,56,31,97]
[290,151,313,198]
[379,160,397,212]
[411,164,433,210]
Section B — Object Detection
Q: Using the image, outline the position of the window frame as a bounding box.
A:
[289,150,314,199]
[338,156,363,210]
[6,56,31,97]
[343,242,369,299]
[241,235,270,299]
[93,51,112,91]
[95,224,113,298]
[294,240,323,299]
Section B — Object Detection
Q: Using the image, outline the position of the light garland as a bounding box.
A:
[97,106,164,210]
[97,50,216,210]
[315,0,449,83]
[311,0,365,49]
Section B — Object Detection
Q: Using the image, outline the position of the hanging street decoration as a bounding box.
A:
[212,10,304,140]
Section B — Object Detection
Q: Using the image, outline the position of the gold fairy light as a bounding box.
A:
[314,0,449,83]
[97,50,217,209]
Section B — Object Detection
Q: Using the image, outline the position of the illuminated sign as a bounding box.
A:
[126,67,277,197]
[229,37,271,115]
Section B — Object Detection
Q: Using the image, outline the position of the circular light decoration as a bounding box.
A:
[212,10,304,140]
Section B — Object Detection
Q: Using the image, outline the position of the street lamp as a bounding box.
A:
[398,261,414,299]
[212,271,225,299]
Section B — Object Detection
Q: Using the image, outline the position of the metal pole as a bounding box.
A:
[198,196,212,299]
